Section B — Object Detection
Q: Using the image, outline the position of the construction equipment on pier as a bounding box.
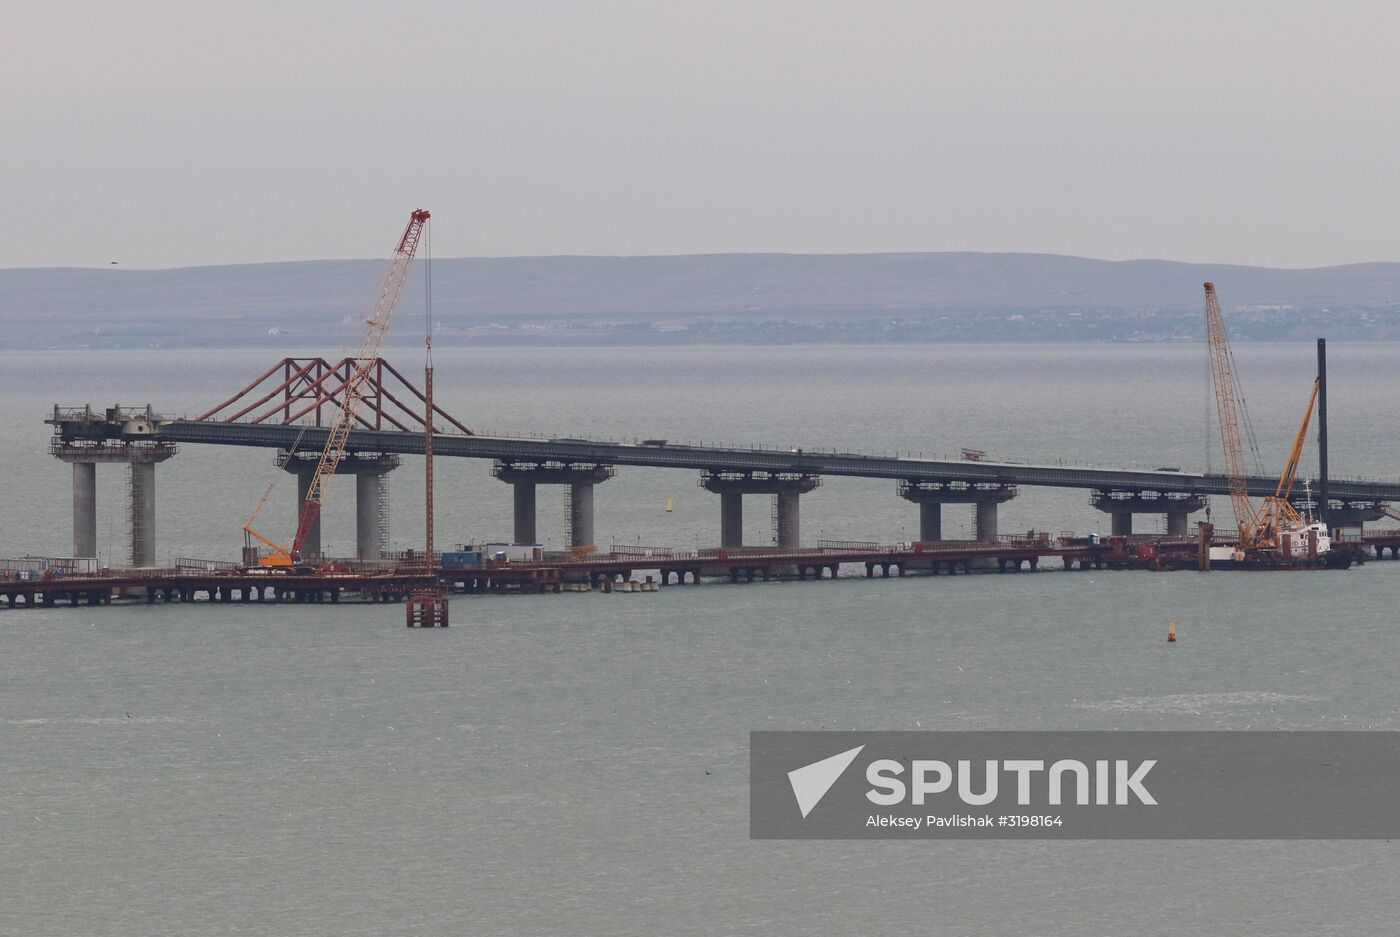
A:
[1202,281,1330,564]
[241,425,310,566]
[243,209,431,568]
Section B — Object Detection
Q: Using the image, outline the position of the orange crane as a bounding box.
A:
[1248,378,1318,548]
[244,209,431,567]
[241,425,310,563]
[1203,281,1319,552]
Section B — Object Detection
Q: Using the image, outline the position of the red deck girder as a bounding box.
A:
[196,357,473,435]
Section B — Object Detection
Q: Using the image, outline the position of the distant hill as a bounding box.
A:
[4,252,1400,348]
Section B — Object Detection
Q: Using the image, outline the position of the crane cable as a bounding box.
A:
[1223,331,1265,476]
[246,422,310,528]
[1203,336,1213,522]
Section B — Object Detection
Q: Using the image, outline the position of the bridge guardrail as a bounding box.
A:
[817,539,887,551]
[176,557,240,573]
[84,418,1400,500]
[609,545,685,559]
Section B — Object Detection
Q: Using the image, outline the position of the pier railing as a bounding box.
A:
[609,545,687,559]
[816,539,887,551]
[0,556,106,579]
[176,557,240,573]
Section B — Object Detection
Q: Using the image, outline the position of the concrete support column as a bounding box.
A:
[55,440,174,568]
[919,501,942,542]
[295,467,321,558]
[130,461,156,567]
[513,482,538,545]
[356,472,384,560]
[702,471,819,553]
[494,462,614,549]
[974,500,998,542]
[280,451,397,560]
[1166,511,1189,537]
[1321,503,1386,531]
[901,480,1016,543]
[1092,492,1206,539]
[720,491,743,548]
[570,481,595,549]
[72,462,97,558]
[776,491,800,549]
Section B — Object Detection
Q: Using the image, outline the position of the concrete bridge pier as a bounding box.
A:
[899,480,1018,543]
[493,461,616,549]
[52,439,176,565]
[1091,491,1207,538]
[1313,500,1386,531]
[775,490,801,549]
[354,455,401,560]
[918,501,942,542]
[130,460,157,567]
[974,498,1000,542]
[281,451,400,560]
[700,471,821,549]
[570,479,596,549]
[71,462,97,557]
[719,491,743,548]
[284,460,323,558]
[355,471,385,560]
[513,482,538,545]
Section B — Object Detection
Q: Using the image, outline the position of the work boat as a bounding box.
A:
[1207,479,1336,568]
[1276,479,1330,559]
[1276,518,1330,559]
[1207,518,1333,568]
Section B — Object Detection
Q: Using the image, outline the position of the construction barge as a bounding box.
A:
[0,531,1383,611]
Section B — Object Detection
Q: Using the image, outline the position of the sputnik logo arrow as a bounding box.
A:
[787,745,865,818]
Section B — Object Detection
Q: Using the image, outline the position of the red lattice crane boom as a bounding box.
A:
[246,209,430,565]
[291,208,431,556]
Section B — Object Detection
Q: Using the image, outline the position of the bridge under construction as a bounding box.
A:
[45,353,1399,567]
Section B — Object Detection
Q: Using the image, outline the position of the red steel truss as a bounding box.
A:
[196,357,474,436]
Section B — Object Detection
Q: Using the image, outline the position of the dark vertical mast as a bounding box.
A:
[425,359,434,562]
[424,224,435,567]
[406,219,448,627]
[1317,338,1329,527]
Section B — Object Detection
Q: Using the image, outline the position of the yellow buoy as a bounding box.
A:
[1167,620,1177,643]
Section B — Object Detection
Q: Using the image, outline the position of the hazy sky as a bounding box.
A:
[6,1,1399,269]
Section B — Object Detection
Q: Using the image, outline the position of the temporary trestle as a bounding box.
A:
[405,587,450,627]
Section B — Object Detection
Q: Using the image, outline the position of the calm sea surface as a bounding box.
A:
[3,344,1399,935]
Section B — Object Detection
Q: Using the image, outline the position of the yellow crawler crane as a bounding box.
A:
[242,424,309,567]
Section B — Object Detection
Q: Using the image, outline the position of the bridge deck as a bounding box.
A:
[106,419,1400,501]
